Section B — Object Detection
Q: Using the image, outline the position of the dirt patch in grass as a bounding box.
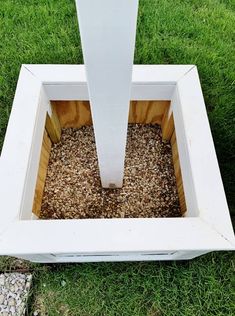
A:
[40,124,181,219]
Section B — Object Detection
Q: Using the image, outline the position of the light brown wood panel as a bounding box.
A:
[128,101,170,124]
[161,103,174,141]
[45,103,61,143]
[52,101,92,128]
[171,130,187,214]
[32,130,52,217]
[51,100,170,127]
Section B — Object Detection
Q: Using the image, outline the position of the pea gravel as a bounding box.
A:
[40,124,181,219]
[0,273,32,316]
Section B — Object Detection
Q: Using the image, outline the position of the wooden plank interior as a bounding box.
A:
[32,130,52,217]
[51,100,170,127]
[128,101,170,124]
[33,100,186,217]
[170,130,187,214]
[51,101,92,128]
[45,103,61,143]
[161,103,174,141]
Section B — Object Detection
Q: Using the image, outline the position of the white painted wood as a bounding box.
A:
[0,64,234,263]
[130,84,174,101]
[171,87,198,217]
[44,83,174,101]
[24,64,193,101]
[177,67,235,241]
[24,64,194,85]
[75,0,139,187]
[131,64,195,85]
[0,219,233,257]
[20,88,49,220]
[15,251,209,263]
[0,66,44,231]
[46,84,89,101]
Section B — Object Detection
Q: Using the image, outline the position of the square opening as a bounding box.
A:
[32,100,187,219]
[1,65,233,261]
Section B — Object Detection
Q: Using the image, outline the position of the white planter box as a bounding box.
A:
[0,64,234,262]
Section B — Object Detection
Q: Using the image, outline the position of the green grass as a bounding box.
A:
[0,0,235,315]
[0,253,234,315]
[30,253,235,315]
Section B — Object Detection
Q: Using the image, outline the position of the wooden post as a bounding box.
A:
[75,0,139,188]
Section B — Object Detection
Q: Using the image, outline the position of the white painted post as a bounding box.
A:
[75,0,139,188]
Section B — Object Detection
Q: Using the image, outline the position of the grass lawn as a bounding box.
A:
[0,0,235,315]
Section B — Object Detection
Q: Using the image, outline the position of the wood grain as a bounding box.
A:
[161,103,174,141]
[32,130,52,217]
[51,100,170,127]
[51,101,92,128]
[128,101,170,124]
[45,103,61,143]
[171,130,187,214]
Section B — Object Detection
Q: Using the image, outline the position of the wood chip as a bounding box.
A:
[40,124,181,219]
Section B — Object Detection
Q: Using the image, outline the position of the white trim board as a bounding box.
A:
[24,64,195,100]
[0,64,234,262]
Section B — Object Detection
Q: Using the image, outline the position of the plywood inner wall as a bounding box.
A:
[51,100,170,128]
[32,130,52,217]
[171,131,186,213]
[32,100,186,217]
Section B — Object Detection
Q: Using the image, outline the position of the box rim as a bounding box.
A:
[0,64,234,257]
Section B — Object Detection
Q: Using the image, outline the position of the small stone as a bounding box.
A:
[120,211,125,218]
[8,298,15,306]
[10,306,16,314]
[0,274,32,315]
[61,280,66,287]
[0,294,4,304]
[0,276,5,286]
[40,125,181,219]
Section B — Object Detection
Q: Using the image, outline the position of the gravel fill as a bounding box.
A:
[0,273,32,316]
[40,124,181,219]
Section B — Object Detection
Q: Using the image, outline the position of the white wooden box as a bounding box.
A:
[0,64,234,262]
